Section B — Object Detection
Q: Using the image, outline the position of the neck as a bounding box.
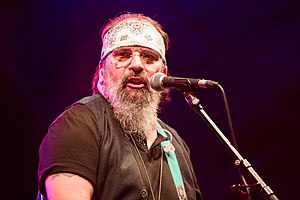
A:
[145,128,158,150]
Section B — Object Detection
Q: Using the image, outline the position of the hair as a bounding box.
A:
[91,12,170,93]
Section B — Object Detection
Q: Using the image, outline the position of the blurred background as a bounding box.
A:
[1,0,299,199]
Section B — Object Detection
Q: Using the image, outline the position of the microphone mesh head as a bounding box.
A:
[150,72,166,91]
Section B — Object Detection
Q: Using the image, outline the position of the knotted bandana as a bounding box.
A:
[101,19,166,63]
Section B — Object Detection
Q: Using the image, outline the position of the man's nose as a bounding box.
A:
[127,53,145,71]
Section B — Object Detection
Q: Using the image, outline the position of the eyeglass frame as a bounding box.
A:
[101,46,165,69]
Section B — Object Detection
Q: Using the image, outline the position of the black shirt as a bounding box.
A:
[38,94,201,200]
[131,134,179,200]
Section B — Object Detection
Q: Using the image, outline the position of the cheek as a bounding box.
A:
[146,64,164,76]
[103,59,126,82]
[109,68,127,84]
[108,71,120,83]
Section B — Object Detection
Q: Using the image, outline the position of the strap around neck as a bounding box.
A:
[157,121,187,200]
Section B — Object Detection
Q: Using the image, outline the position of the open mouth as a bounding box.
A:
[126,77,146,89]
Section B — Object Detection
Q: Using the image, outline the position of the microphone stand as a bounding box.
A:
[182,91,279,200]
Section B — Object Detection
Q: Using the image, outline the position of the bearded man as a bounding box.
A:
[37,13,201,200]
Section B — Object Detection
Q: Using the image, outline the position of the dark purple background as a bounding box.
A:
[1,1,299,199]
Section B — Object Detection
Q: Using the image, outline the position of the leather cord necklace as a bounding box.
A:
[129,121,187,200]
[129,133,163,200]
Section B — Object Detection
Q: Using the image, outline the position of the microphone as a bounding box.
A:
[150,72,219,91]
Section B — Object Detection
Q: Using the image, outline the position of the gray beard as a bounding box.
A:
[102,69,162,140]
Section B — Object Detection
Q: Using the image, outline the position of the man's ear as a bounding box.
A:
[162,65,168,75]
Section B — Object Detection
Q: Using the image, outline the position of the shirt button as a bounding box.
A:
[140,189,148,198]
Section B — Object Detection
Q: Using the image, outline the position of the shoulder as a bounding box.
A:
[50,93,110,127]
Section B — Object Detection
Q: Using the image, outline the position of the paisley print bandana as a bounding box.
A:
[101,19,166,63]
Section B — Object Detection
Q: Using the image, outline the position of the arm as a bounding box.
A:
[45,173,93,200]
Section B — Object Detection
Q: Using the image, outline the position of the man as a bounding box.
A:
[37,13,201,200]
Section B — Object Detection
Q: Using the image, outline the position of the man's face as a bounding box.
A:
[100,46,166,99]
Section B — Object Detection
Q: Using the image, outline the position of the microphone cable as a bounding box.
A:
[217,84,251,200]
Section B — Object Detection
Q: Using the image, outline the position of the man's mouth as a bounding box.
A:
[126,77,146,89]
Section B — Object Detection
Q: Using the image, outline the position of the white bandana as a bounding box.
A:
[101,19,166,63]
